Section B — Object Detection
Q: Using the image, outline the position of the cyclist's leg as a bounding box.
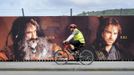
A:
[70,40,81,50]
[70,40,83,61]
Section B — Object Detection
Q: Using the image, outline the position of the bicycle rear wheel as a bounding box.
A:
[79,50,94,65]
[54,50,69,65]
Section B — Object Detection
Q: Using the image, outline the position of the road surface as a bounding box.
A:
[0,61,134,75]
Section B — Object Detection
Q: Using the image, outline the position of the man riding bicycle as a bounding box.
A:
[63,24,85,53]
[55,24,93,64]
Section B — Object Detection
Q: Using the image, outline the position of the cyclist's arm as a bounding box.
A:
[65,30,78,42]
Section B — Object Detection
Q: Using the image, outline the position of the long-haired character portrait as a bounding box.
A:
[10,17,54,60]
[90,17,124,60]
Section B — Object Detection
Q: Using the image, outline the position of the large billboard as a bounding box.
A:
[0,16,133,62]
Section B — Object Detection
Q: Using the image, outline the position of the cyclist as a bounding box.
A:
[63,24,85,54]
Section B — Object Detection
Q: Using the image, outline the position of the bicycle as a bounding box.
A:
[54,42,94,65]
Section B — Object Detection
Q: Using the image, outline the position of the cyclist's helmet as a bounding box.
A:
[69,24,77,28]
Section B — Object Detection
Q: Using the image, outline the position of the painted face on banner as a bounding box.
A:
[102,24,119,46]
[25,23,38,41]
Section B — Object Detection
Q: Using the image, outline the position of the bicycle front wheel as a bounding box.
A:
[54,50,69,65]
[79,50,94,65]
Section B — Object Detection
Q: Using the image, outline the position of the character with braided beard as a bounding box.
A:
[10,17,53,60]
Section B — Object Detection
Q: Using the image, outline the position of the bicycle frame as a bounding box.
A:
[62,43,75,60]
[54,42,94,65]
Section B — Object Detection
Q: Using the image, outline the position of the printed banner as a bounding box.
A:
[0,16,133,62]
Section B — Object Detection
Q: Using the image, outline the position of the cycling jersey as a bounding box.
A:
[66,28,85,44]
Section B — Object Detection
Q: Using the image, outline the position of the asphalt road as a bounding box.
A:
[0,61,134,75]
[0,71,134,75]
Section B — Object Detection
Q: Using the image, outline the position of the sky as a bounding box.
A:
[0,0,134,16]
